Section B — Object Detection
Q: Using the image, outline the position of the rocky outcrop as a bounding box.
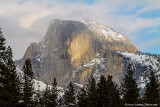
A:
[71,50,126,86]
[105,50,125,84]
[16,19,139,87]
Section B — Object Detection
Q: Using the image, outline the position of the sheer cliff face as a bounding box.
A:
[16,19,138,86]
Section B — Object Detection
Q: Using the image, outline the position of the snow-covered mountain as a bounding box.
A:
[15,19,159,91]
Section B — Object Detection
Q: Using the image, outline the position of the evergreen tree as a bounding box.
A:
[43,84,51,107]
[106,75,121,107]
[77,87,87,107]
[34,82,43,107]
[58,96,63,107]
[64,82,76,107]
[0,27,7,106]
[97,75,107,107]
[86,76,97,107]
[144,71,160,105]
[121,64,140,104]
[22,58,35,106]
[50,78,58,107]
[0,28,6,60]
[0,28,22,106]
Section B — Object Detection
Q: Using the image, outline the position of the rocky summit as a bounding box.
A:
[16,19,159,88]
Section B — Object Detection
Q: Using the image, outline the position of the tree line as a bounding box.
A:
[0,28,160,107]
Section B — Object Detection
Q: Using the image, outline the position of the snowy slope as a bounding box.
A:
[117,51,160,89]
[16,67,49,91]
[80,19,126,41]
[71,58,106,80]
[119,52,159,71]
[16,67,64,96]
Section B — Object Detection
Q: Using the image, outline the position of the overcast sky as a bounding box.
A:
[0,0,160,60]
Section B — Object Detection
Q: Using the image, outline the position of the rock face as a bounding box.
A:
[71,50,126,86]
[16,19,139,87]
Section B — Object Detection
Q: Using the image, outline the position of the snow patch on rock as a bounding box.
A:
[16,67,64,97]
[119,52,159,71]
[79,19,126,41]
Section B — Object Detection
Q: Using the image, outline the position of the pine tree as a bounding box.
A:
[34,82,43,107]
[97,75,107,107]
[50,78,58,106]
[0,28,6,60]
[44,84,51,107]
[106,75,121,107]
[0,28,22,106]
[121,64,140,104]
[0,27,7,106]
[64,82,76,107]
[86,76,97,107]
[77,87,87,107]
[58,96,63,107]
[144,71,160,105]
[22,58,35,106]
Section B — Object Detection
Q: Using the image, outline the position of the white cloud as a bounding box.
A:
[0,0,160,59]
[19,10,50,28]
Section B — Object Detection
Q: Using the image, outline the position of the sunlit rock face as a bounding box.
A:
[16,19,138,87]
